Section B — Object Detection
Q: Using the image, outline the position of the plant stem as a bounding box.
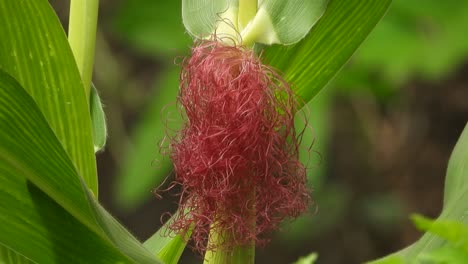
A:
[238,0,257,31]
[68,0,99,100]
[204,189,256,264]
[203,229,255,264]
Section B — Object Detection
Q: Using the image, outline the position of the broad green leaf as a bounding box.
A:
[264,0,392,105]
[369,123,468,263]
[115,67,180,210]
[0,0,97,194]
[90,84,107,152]
[0,172,131,264]
[0,70,100,234]
[0,71,131,264]
[144,212,191,264]
[0,70,161,264]
[113,0,190,56]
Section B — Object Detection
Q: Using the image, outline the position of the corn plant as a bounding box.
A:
[0,1,467,264]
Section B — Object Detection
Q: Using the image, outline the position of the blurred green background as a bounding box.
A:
[51,0,468,263]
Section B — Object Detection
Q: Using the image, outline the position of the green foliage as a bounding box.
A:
[265,0,392,106]
[412,215,468,252]
[336,0,468,102]
[369,215,468,264]
[0,246,34,264]
[0,1,164,263]
[0,70,153,263]
[0,0,98,195]
[358,0,468,81]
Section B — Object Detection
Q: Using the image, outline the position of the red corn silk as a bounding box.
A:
[168,40,309,252]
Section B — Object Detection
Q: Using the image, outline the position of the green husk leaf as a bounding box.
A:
[182,0,329,46]
[182,0,230,38]
[241,0,329,45]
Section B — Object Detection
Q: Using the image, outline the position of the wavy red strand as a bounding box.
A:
[168,40,309,252]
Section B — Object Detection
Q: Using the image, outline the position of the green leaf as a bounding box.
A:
[0,70,100,235]
[0,0,98,194]
[0,71,132,264]
[411,215,468,252]
[113,0,190,56]
[365,256,405,264]
[443,123,468,207]
[90,83,107,152]
[144,212,191,264]
[293,253,318,264]
[0,246,34,264]
[264,0,392,105]
[0,172,131,264]
[0,70,161,264]
[115,67,180,210]
[369,123,468,263]
[419,246,468,264]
